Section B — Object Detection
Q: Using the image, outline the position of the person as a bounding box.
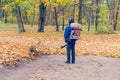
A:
[64,18,76,64]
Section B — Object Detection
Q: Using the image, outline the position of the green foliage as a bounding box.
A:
[106,25,116,34]
[96,25,108,34]
[98,3,109,24]
[58,0,71,7]
[96,3,115,34]
[96,24,115,34]
[82,19,87,25]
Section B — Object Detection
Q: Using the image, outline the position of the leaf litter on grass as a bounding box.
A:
[0,30,120,68]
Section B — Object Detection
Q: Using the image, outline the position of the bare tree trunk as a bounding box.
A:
[0,0,5,21]
[78,0,83,24]
[113,0,120,30]
[11,12,14,24]
[62,7,65,31]
[25,11,30,24]
[91,9,94,25]
[54,7,59,31]
[0,0,2,19]
[95,0,99,31]
[31,4,35,27]
[88,9,91,31]
[38,2,46,32]
[16,5,25,32]
[73,5,75,20]
[45,5,51,26]
[112,8,115,25]
[106,0,115,25]
[82,5,86,19]
[4,12,8,23]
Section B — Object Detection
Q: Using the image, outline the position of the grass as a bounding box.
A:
[0,22,119,35]
[0,23,18,29]
[0,23,35,29]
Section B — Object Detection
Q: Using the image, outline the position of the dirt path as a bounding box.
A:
[0,36,120,80]
[0,55,120,80]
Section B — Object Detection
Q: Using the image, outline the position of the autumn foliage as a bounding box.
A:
[0,29,120,68]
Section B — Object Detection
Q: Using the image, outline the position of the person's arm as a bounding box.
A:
[64,26,71,42]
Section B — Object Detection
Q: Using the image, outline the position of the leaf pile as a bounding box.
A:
[0,41,36,68]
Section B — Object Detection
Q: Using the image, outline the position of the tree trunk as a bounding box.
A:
[82,5,86,19]
[11,12,14,24]
[25,11,30,24]
[113,0,120,30]
[78,0,83,24]
[112,8,115,25]
[4,12,8,23]
[62,7,65,31]
[31,4,35,27]
[95,0,99,31]
[45,5,51,26]
[88,9,91,31]
[91,9,94,25]
[16,6,25,32]
[73,5,75,20]
[0,0,4,20]
[38,2,46,32]
[0,0,2,19]
[106,0,115,25]
[54,7,59,31]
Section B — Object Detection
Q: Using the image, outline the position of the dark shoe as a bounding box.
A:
[65,61,70,64]
[72,62,75,64]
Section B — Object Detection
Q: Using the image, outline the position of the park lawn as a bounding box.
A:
[0,23,17,29]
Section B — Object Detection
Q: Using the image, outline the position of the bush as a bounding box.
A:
[96,24,115,34]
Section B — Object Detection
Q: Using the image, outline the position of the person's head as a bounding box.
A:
[68,18,74,25]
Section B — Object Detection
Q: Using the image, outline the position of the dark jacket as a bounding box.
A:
[64,25,71,42]
[64,19,76,43]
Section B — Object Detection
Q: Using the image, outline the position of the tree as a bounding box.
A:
[0,0,2,19]
[1,0,9,23]
[31,4,36,27]
[16,5,25,32]
[58,0,71,30]
[49,0,59,31]
[95,0,99,31]
[72,0,77,20]
[3,0,27,32]
[54,6,59,31]
[78,0,83,24]
[87,8,91,31]
[62,7,65,30]
[113,0,120,30]
[96,2,113,34]
[3,5,8,23]
[106,0,116,26]
[0,0,5,20]
[38,2,46,32]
